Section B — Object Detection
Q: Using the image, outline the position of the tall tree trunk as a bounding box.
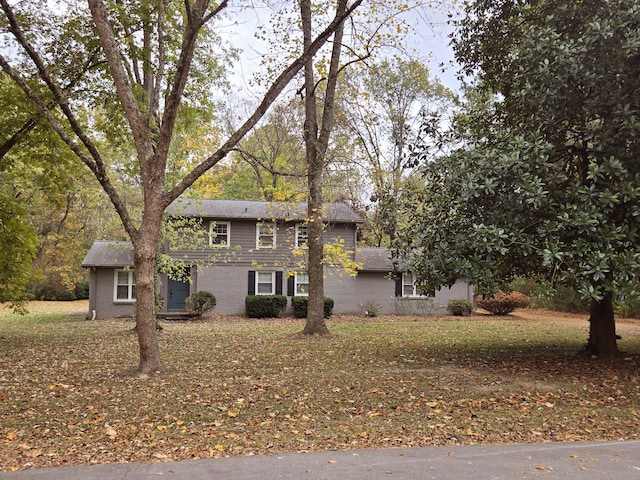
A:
[303,173,329,334]
[132,205,166,375]
[300,0,347,335]
[585,293,619,357]
[300,0,327,335]
[134,248,165,375]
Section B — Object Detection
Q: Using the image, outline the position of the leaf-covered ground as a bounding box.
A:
[1,301,639,472]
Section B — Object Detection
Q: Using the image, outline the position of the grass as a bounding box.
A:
[1,302,639,471]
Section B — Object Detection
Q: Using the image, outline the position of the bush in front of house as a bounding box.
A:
[476,291,530,315]
[186,291,216,315]
[245,295,287,318]
[447,298,474,316]
[292,296,334,318]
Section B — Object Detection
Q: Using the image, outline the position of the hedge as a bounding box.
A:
[245,295,287,318]
[291,296,334,318]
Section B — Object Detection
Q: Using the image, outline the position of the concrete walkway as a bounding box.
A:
[1,441,639,480]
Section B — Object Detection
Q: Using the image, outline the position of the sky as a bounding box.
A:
[222,2,463,100]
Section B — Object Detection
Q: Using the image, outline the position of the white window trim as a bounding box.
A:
[209,220,230,247]
[402,272,435,298]
[295,273,309,296]
[256,222,276,249]
[295,224,309,248]
[256,271,276,295]
[114,269,136,303]
[402,273,419,297]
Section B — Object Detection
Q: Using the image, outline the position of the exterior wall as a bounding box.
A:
[326,273,474,316]
[194,265,248,315]
[325,271,393,314]
[90,264,473,318]
[167,219,358,268]
[91,268,136,319]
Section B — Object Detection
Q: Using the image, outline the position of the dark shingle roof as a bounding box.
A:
[167,199,363,223]
[355,247,394,272]
[81,241,134,268]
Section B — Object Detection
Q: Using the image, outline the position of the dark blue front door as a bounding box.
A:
[168,277,190,310]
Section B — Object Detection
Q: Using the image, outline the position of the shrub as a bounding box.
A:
[476,291,530,315]
[291,296,334,318]
[447,299,474,316]
[245,295,287,318]
[186,291,216,315]
[73,280,90,300]
[360,300,382,317]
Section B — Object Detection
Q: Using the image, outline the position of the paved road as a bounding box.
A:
[1,441,639,479]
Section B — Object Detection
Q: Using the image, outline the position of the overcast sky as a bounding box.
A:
[222,2,462,99]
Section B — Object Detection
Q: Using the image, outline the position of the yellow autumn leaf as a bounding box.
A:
[157,425,167,431]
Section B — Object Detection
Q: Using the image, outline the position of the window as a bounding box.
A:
[114,269,136,302]
[256,222,276,248]
[256,271,275,295]
[249,271,283,295]
[402,273,418,297]
[209,221,230,247]
[295,273,309,296]
[402,273,434,297]
[295,224,309,248]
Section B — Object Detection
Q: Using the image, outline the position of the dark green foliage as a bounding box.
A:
[476,292,530,315]
[292,296,334,318]
[510,278,590,313]
[31,280,90,301]
[447,299,474,316]
[245,295,287,318]
[615,295,640,319]
[73,280,90,300]
[186,291,216,315]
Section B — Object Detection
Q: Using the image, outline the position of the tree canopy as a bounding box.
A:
[394,0,640,356]
[1,0,365,373]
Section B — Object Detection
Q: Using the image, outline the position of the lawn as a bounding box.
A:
[1,302,639,472]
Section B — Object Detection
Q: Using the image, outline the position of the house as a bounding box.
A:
[82,199,472,319]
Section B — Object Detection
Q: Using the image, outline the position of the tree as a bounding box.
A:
[338,57,455,246]
[0,172,37,309]
[394,0,640,357]
[299,0,349,334]
[231,100,307,202]
[1,0,364,374]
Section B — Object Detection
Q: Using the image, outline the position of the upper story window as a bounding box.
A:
[114,269,136,302]
[209,221,230,247]
[402,272,435,297]
[295,224,309,248]
[256,222,276,248]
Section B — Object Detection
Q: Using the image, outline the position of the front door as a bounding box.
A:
[168,277,190,311]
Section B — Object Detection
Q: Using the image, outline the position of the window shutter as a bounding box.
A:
[275,271,283,295]
[287,276,295,296]
[395,276,402,297]
[248,271,256,295]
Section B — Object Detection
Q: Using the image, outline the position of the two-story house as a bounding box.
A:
[82,199,472,319]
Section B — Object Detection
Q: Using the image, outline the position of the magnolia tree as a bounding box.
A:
[0,0,364,374]
[394,0,640,357]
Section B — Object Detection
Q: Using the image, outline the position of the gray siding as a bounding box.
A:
[328,273,473,315]
[89,268,136,319]
[167,219,358,268]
